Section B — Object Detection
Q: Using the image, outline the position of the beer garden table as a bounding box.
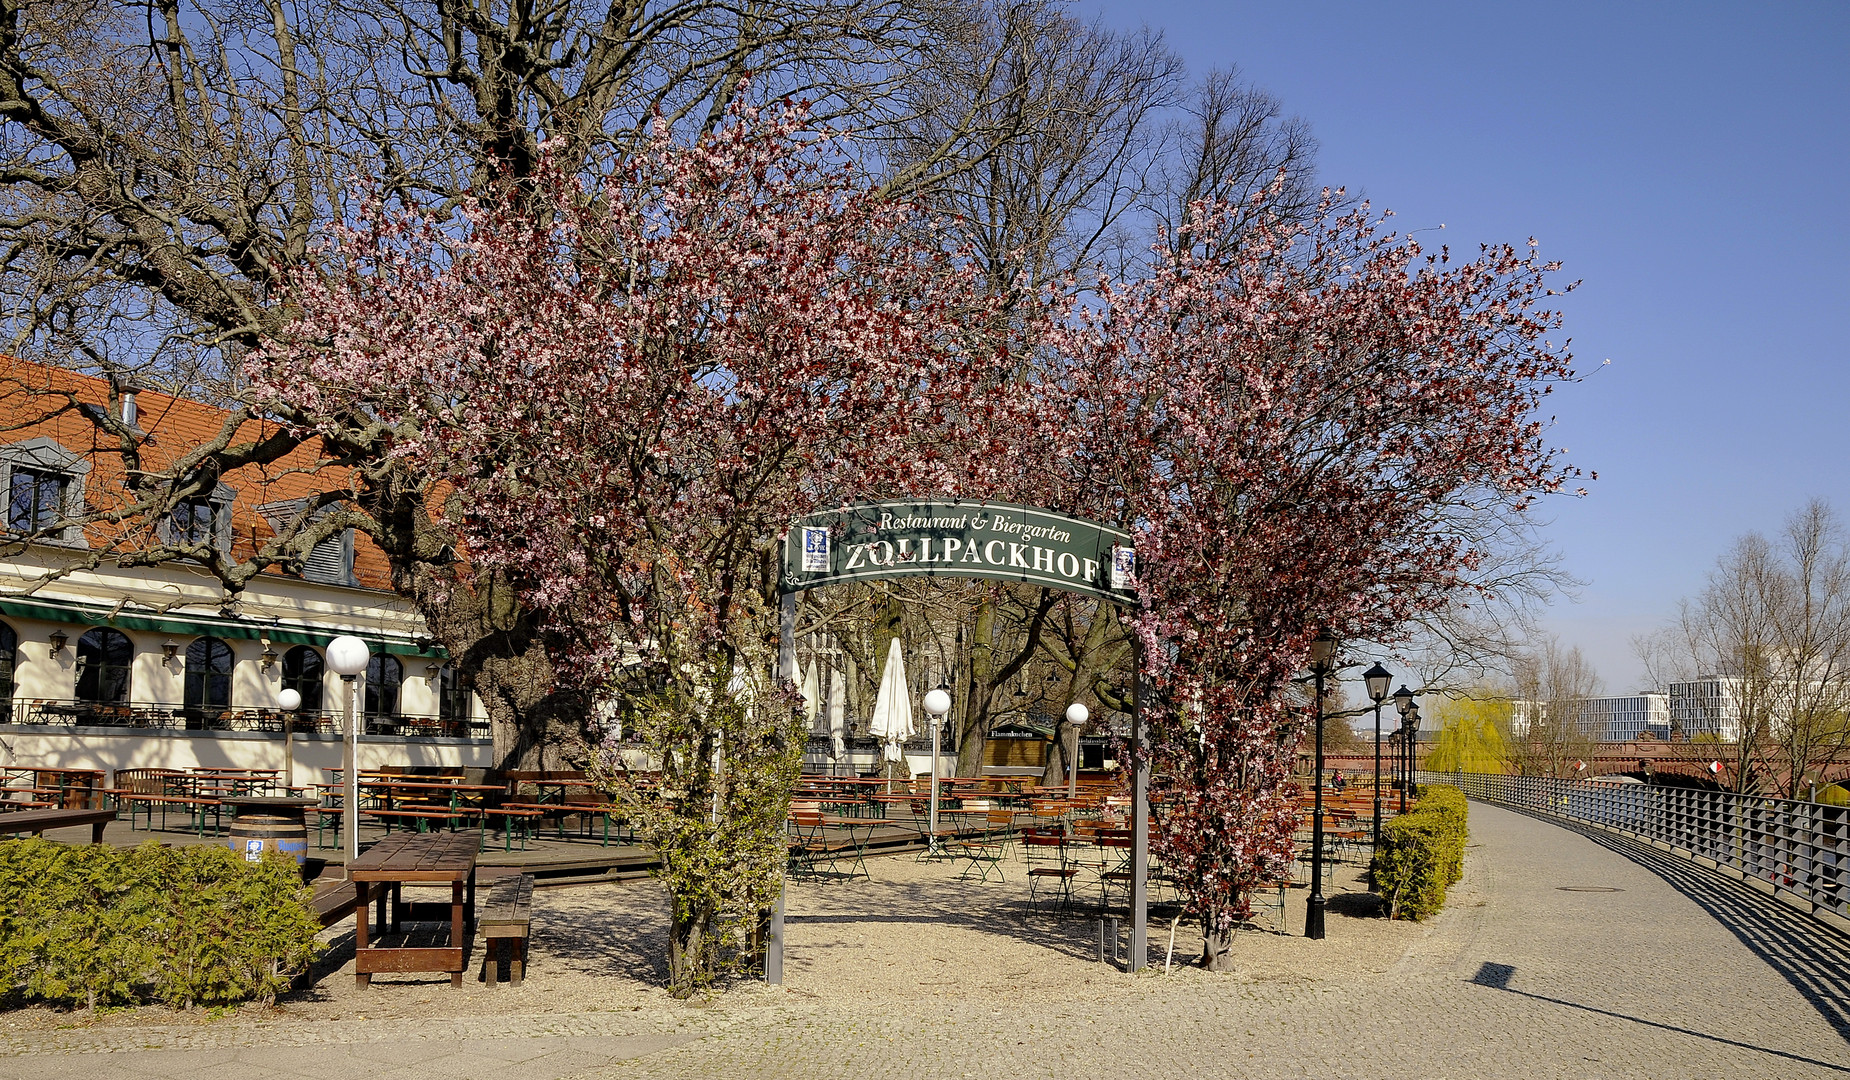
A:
[348,831,479,987]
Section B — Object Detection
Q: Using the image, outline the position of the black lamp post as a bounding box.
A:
[1362,664,1392,845]
[1391,685,1415,808]
[1305,630,1336,940]
[1401,702,1421,812]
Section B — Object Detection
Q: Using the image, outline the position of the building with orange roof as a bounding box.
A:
[0,358,491,780]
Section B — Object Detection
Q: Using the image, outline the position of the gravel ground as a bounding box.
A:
[0,843,1407,1034]
[5,805,1847,1080]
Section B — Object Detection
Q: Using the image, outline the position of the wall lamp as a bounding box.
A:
[259,638,279,670]
[161,640,180,666]
[47,630,66,656]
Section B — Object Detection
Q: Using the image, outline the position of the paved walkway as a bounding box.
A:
[3,801,1848,1079]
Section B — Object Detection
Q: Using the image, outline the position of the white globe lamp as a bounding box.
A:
[277,687,303,790]
[1063,702,1090,799]
[921,686,954,856]
[325,635,371,861]
[327,635,370,677]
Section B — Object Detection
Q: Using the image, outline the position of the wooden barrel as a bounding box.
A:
[225,798,312,871]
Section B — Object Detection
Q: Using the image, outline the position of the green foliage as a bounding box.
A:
[1425,695,1512,774]
[1371,785,1468,921]
[0,840,321,1010]
[603,657,805,997]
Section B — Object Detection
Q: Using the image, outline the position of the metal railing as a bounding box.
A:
[1426,770,1850,922]
[5,697,488,739]
[803,734,959,755]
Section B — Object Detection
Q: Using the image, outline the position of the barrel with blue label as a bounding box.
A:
[224,797,316,875]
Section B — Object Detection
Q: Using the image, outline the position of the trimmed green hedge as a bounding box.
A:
[0,840,322,1009]
[1371,784,1468,921]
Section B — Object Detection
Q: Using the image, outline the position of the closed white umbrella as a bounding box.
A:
[800,661,822,732]
[868,639,914,774]
[826,668,848,773]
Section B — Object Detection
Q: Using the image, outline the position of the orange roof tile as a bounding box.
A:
[0,356,394,591]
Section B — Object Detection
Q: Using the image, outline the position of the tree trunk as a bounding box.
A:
[667,901,717,998]
[1200,922,1235,971]
[396,545,588,771]
[957,598,997,777]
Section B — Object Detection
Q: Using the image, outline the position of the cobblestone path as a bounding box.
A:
[4,800,1847,1079]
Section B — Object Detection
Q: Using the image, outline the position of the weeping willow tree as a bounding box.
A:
[1426,694,1514,774]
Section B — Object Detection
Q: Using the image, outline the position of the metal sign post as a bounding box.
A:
[1129,637,1148,971]
[768,590,796,985]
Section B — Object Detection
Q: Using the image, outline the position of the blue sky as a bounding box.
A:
[1088,0,1850,692]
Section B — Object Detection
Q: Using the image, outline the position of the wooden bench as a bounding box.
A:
[364,807,467,834]
[309,880,362,928]
[478,872,534,986]
[479,806,543,852]
[107,791,221,835]
[0,806,118,844]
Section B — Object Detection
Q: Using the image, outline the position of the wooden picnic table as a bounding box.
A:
[348,831,479,988]
[0,806,117,843]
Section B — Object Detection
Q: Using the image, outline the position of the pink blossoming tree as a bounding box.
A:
[256,105,1021,991]
[1047,195,1582,966]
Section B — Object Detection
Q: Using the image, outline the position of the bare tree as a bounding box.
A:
[1647,500,1850,795]
[1509,636,1601,777]
[0,0,1092,765]
[1763,502,1850,796]
[1143,66,1318,266]
[880,0,1182,290]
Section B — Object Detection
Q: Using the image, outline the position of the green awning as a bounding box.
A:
[0,595,445,658]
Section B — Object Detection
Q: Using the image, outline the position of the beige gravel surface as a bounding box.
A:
[2,802,1847,1079]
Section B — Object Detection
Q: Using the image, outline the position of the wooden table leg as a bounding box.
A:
[451,880,465,988]
[90,819,106,844]
[354,879,371,988]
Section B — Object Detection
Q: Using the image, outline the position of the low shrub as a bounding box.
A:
[0,839,321,1009]
[1370,784,1468,921]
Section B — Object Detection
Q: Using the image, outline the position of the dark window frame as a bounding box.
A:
[0,438,90,546]
[74,628,132,705]
[182,636,234,724]
[438,664,471,724]
[281,645,325,713]
[364,654,402,720]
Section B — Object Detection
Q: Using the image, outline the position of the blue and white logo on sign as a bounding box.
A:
[244,839,265,862]
[801,527,831,571]
[1111,545,1136,591]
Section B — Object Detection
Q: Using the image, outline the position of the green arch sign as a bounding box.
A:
[779,499,1135,604]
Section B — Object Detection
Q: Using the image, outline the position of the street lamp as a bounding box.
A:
[1361,663,1392,847]
[1401,701,1421,813]
[1391,685,1415,805]
[922,686,952,856]
[1064,701,1090,801]
[1305,630,1336,940]
[278,687,302,791]
[326,635,371,865]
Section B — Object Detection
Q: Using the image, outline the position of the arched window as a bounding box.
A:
[364,654,401,720]
[75,628,132,705]
[0,620,15,714]
[183,636,234,724]
[281,645,324,713]
[438,664,471,726]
